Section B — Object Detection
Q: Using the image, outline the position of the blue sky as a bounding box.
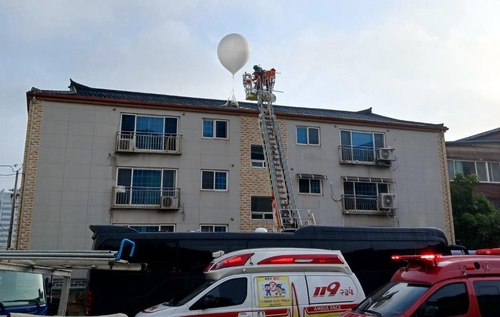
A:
[1,0,499,189]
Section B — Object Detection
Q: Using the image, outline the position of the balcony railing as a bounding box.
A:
[113,186,181,209]
[339,145,376,164]
[116,132,182,154]
[341,195,393,215]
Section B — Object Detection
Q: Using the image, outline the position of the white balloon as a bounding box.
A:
[217,33,251,75]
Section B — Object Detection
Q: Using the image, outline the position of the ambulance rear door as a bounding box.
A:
[251,273,307,317]
[304,273,364,316]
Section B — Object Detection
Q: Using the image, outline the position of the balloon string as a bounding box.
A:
[231,75,235,99]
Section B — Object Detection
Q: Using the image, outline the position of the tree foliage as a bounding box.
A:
[451,173,500,249]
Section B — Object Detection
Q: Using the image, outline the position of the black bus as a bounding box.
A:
[86,225,456,317]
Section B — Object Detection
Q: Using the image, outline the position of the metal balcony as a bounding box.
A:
[338,145,376,164]
[116,132,182,154]
[341,194,395,215]
[112,186,181,209]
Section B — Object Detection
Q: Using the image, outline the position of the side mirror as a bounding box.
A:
[424,305,439,317]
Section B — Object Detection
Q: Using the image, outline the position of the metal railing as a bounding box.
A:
[113,186,181,208]
[338,145,376,163]
[116,132,182,154]
[341,195,394,214]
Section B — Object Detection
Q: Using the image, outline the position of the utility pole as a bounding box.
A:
[6,167,20,249]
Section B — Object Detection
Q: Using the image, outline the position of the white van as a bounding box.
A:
[136,248,365,317]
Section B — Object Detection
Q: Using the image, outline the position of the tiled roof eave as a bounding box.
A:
[26,88,447,133]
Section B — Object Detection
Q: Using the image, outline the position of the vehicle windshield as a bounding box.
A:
[170,281,215,307]
[354,282,429,317]
[0,271,46,308]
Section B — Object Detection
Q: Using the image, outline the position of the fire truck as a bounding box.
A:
[341,248,500,316]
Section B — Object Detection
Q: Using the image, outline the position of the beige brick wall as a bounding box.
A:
[437,132,455,243]
[16,98,43,249]
[239,115,288,232]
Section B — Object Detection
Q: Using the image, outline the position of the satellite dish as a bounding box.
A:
[217,33,250,76]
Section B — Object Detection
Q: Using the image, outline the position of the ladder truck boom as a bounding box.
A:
[243,66,316,232]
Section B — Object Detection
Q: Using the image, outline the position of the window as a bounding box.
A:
[196,277,247,308]
[299,179,321,194]
[296,126,320,145]
[251,145,265,168]
[203,119,228,139]
[125,225,175,232]
[115,168,177,206]
[473,280,500,317]
[356,282,429,317]
[120,114,178,151]
[251,196,273,220]
[200,225,227,232]
[413,283,469,317]
[448,160,500,183]
[343,178,391,211]
[201,171,228,190]
[340,130,385,162]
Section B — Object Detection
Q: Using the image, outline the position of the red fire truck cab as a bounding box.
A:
[341,249,500,317]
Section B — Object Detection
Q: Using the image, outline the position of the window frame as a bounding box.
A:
[202,119,229,139]
[340,129,386,163]
[296,126,321,146]
[119,114,179,151]
[200,225,228,232]
[120,114,179,133]
[251,145,266,168]
[201,170,229,191]
[298,179,322,195]
[342,180,391,212]
[116,224,176,232]
[448,159,500,183]
[195,277,248,309]
[413,282,469,317]
[251,196,273,220]
[115,167,178,206]
[473,280,500,316]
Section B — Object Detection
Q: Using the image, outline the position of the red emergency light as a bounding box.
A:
[205,253,254,272]
[257,254,344,265]
[476,248,500,255]
[391,254,443,261]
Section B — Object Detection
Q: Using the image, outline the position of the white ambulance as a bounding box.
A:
[136,248,365,317]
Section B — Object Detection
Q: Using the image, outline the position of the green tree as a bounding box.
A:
[451,173,500,249]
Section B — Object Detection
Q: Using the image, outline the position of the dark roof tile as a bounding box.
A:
[32,79,445,130]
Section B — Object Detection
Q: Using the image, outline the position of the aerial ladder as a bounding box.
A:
[243,66,316,232]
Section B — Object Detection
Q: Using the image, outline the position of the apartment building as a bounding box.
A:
[446,128,500,208]
[16,80,454,250]
[0,189,13,248]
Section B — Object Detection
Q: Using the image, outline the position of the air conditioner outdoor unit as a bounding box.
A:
[160,196,179,209]
[376,148,395,161]
[118,138,135,151]
[379,193,397,209]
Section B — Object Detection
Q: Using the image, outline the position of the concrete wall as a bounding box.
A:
[283,121,448,230]
[29,101,241,250]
